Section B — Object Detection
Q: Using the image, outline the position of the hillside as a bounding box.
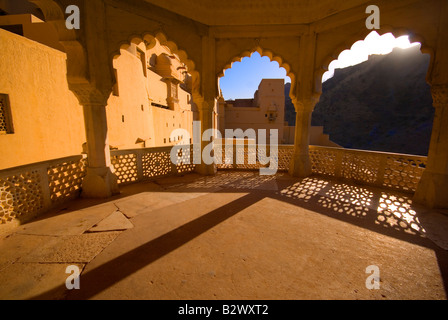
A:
[309,46,434,156]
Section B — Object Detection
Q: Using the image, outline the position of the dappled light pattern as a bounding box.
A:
[179,171,277,191]
[376,193,425,236]
[0,171,44,224]
[111,153,139,184]
[317,183,374,218]
[280,177,329,202]
[142,152,172,178]
[278,176,427,238]
[48,157,87,204]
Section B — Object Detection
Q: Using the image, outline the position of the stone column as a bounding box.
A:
[195,96,217,175]
[81,101,119,198]
[194,33,217,176]
[289,98,316,177]
[414,85,448,208]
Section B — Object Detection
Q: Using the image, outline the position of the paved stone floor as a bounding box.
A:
[1,171,448,300]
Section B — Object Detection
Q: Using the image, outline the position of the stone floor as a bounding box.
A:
[1,171,448,300]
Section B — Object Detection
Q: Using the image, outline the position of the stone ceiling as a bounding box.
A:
[143,0,374,25]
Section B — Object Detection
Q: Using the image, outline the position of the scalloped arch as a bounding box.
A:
[218,46,297,101]
[316,28,435,93]
[111,32,200,94]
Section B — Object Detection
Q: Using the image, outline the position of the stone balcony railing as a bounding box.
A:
[217,144,427,193]
[0,144,427,231]
[0,155,87,229]
[110,145,195,185]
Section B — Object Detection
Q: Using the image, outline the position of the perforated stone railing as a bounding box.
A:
[110,145,195,185]
[309,146,427,193]
[217,144,426,194]
[0,143,427,230]
[216,144,294,172]
[0,155,87,227]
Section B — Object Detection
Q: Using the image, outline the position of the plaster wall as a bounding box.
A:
[107,40,195,150]
[223,79,285,143]
[0,28,85,169]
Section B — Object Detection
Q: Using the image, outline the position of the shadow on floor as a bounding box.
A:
[19,171,448,299]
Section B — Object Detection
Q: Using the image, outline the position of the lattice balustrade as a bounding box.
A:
[0,171,44,224]
[110,146,197,184]
[309,147,338,176]
[383,156,426,192]
[142,151,172,178]
[111,153,138,184]
[277,146,294,171]
[214,144,427,193]
[309,146,427,194]
[235,145,263,170]
[216,144,292,171]
[172,146,196,174]
[48,157,87,203]
[216,144,234,169]
[341,151,381,184]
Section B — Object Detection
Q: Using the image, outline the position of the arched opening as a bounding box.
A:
[107,34,199,151]
[313,31,433,156]
[217,49,295,146]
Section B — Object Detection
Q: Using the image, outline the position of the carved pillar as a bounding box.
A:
[73,86,119,198]
[414,85,448,208]
[194,33,217,175]
[195,95,217,175]
[289,98,316,177]
[82,105,118,198]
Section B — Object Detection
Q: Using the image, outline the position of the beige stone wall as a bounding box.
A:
[0,28,85,169]
[223,79,285,143]
[0,14,63,51]
[107,39,196,149]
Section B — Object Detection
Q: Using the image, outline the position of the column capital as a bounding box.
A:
[69,83,111,107]
[431,84,448,108]
[292,94,321,113]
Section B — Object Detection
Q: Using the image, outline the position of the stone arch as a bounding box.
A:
[218,46,298,102]
[315,27,435,94]
[110,32,200,97]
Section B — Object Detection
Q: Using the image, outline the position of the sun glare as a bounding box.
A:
[322,31,421,83]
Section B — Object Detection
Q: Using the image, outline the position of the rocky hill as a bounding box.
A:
[286,46,434,156]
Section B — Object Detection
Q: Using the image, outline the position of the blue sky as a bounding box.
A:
[219,32,419,100]
[219,52,291,100]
